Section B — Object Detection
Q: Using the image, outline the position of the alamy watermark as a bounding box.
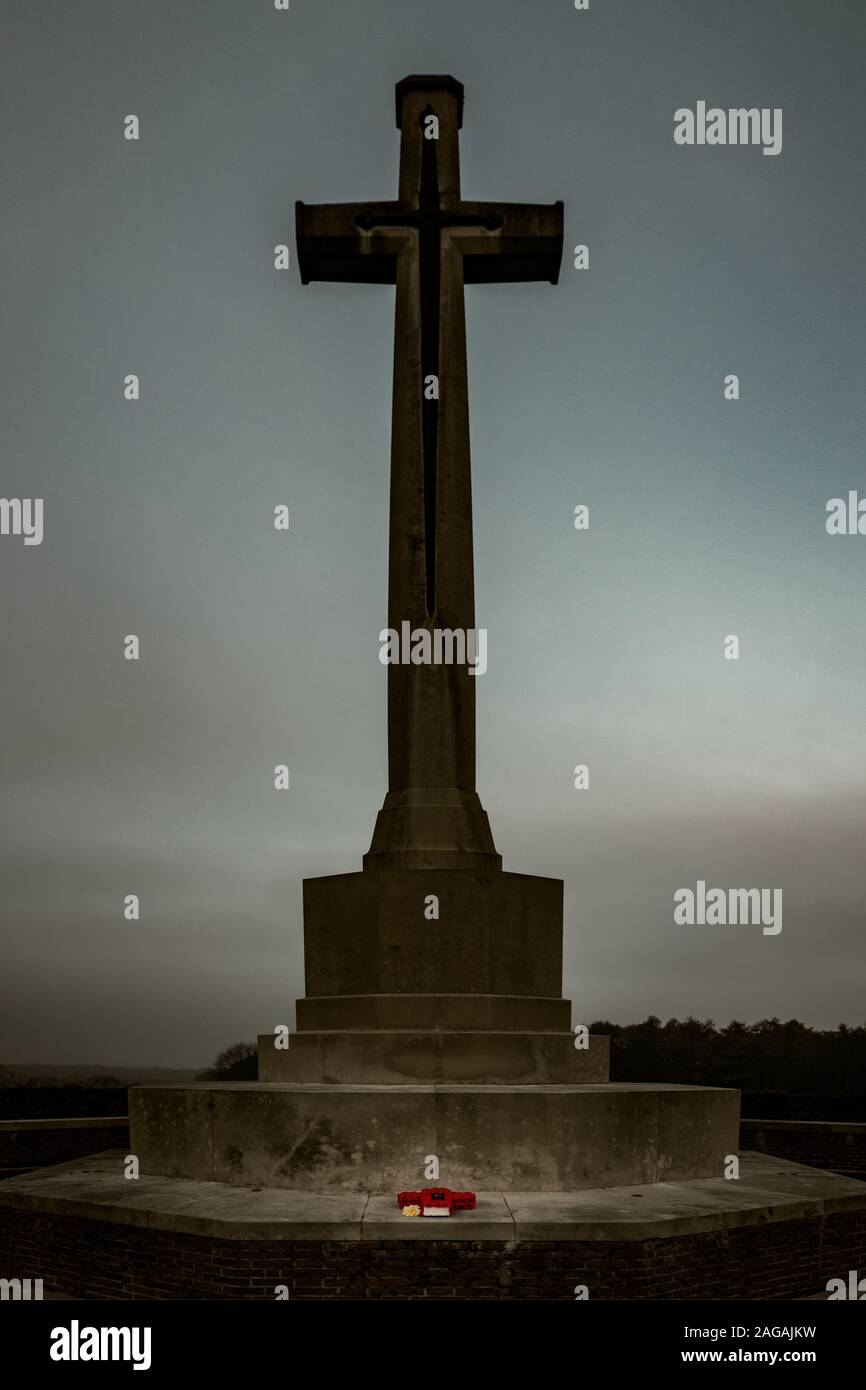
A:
[826,1269,866,1299]
[674,103,782,157]
[379,622,487,676]
[1,1277,43,1300]
[826,492,866,535]
[674,881,782,936]
[0,498,43,545]
[50,1321,151,1370]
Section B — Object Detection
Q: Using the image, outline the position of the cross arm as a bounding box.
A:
[296,200,406,284]
[451,200,564,284]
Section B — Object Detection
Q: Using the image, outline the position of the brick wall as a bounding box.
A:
[740,1120,866,1174]
[0,1120,129,1171]
[1,1207,864,1299]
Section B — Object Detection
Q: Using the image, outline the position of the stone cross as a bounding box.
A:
[297,76,563,868]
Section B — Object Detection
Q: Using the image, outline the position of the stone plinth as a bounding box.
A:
[303,866,562,997]
[257,1029,609,1085]
[129,855,744,1195]
[128,1081,739,1192]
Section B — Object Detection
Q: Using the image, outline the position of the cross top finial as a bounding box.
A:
[395,75,464,129]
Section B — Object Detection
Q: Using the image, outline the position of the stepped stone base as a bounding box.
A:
[257,1030,609,1084]
[128,1081,739,1192]
[2,1151,865,1299]
[295,993,573,1032]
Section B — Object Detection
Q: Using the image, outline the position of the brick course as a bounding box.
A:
[1,1208,864,1300]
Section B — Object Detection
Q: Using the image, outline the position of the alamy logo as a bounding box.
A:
[50,1320,152,1371]
[674,102,782,156]
[0,497,43,545]
[0,1277,43,1300]
[379,622,487,676]
[826,492,866,535]
[674,881,782,936]
[826,1270,866,1299]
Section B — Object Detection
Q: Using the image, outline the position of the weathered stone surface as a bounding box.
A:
[257,1030,609,1085]
[207,1084,431,1193]
[432,1084,661,1191]
[129,1081,739,1192]
[126,1085,213,1179]
[3,1150,865,1244]
[303,866,562,997]
[655,1084,742,1183]
[504,1157,866,1239]
[0,1154,367,1240]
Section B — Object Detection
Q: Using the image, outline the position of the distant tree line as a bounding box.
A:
[0,1068,128,1088]
[0,1085,128,1121]
[593,1017,866,1120]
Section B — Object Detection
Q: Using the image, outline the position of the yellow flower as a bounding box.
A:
[401,1204,421,1217]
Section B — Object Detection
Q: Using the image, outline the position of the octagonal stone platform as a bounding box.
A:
[3,1150,865,1299]
[129,1080,739,1192]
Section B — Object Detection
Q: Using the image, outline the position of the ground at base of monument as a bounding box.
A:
[2,1152,864,1299]
[1,1149,864,1239]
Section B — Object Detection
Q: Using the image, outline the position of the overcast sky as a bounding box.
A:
[1,0,864,1067]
